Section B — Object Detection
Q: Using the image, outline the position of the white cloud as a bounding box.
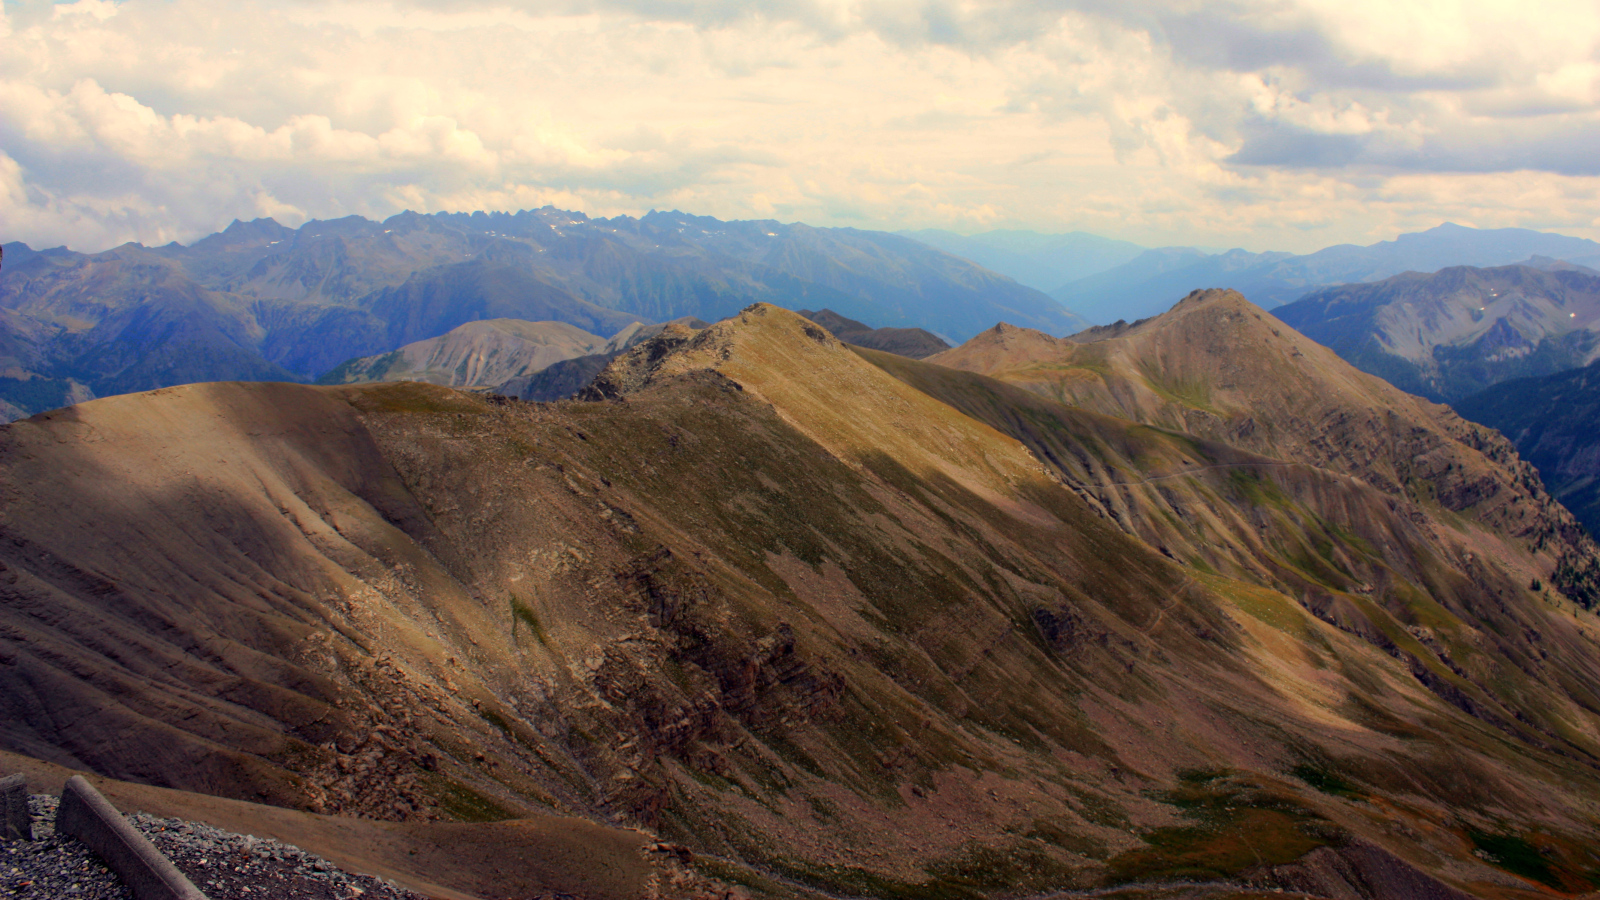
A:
[51,0,117,20]
[0,0,1598,254]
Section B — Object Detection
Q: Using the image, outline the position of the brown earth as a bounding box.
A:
[2,301,1600,899]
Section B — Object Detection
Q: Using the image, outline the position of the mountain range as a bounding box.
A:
[1048,223,1600,324]
[1274,263,1600,402]
[4,294,1600,899]
[0,208,1087,421]
[898,229,1146,293]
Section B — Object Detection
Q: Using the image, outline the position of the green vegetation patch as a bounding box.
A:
[1024,816,1111,860]
[926,841,1084,894]
[1137,361,1215,412]
[1469,831,1556,887]
[1106,771,1334,885]
[509,595,550,645]
[771,840,1085,900]
[426,775,516,822]
[1464,829,1600,892]
[768,859,984,900]
[1289,763,1360,799]
[691,856,797,899]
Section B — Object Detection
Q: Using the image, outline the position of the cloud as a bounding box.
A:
[0,0,1598,254]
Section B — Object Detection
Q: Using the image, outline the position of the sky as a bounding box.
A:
[2,0,1599,254]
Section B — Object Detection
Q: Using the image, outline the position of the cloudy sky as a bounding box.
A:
[3,0,1599,253]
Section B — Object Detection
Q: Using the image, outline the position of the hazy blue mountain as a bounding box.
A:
[898,228,1145,292]
[2,207,1081,419]
[1054,223,1600,325]
[359,260,640,348]
[1274,264,1600,401]
[1052,247,1285,324]
[1456,360,1600,535]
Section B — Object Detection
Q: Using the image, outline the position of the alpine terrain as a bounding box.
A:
[1052,223,1600,325]
[1274,264,1600,402]
[1,298,1599,899]
[0,208,1086,420]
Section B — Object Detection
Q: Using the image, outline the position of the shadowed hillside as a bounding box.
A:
[1457,360,1600,537]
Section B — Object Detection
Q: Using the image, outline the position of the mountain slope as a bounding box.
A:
[1274,264,1600,401]
[795,308,949,358]
[931,289,1600,607]
[1456,360,1600,537]
[316,319,609,387]
[491,316,709,402]
[5,304,1600,897]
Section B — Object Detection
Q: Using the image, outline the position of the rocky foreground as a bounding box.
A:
[2,795,424,900]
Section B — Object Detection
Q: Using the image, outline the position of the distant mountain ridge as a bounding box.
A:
[1048,223,1600,324]
[897,229,1145,292]
[0,207,1085,420]
[1274,263,1600,401]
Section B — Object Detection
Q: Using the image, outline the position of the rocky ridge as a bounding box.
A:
[4,303,1600,897]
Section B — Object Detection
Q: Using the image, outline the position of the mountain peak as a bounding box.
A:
[984,320,1055,341]
[1169,286,1249,311]
[585,303,845,399]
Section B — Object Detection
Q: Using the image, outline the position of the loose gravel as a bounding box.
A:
[3,795,427,900]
